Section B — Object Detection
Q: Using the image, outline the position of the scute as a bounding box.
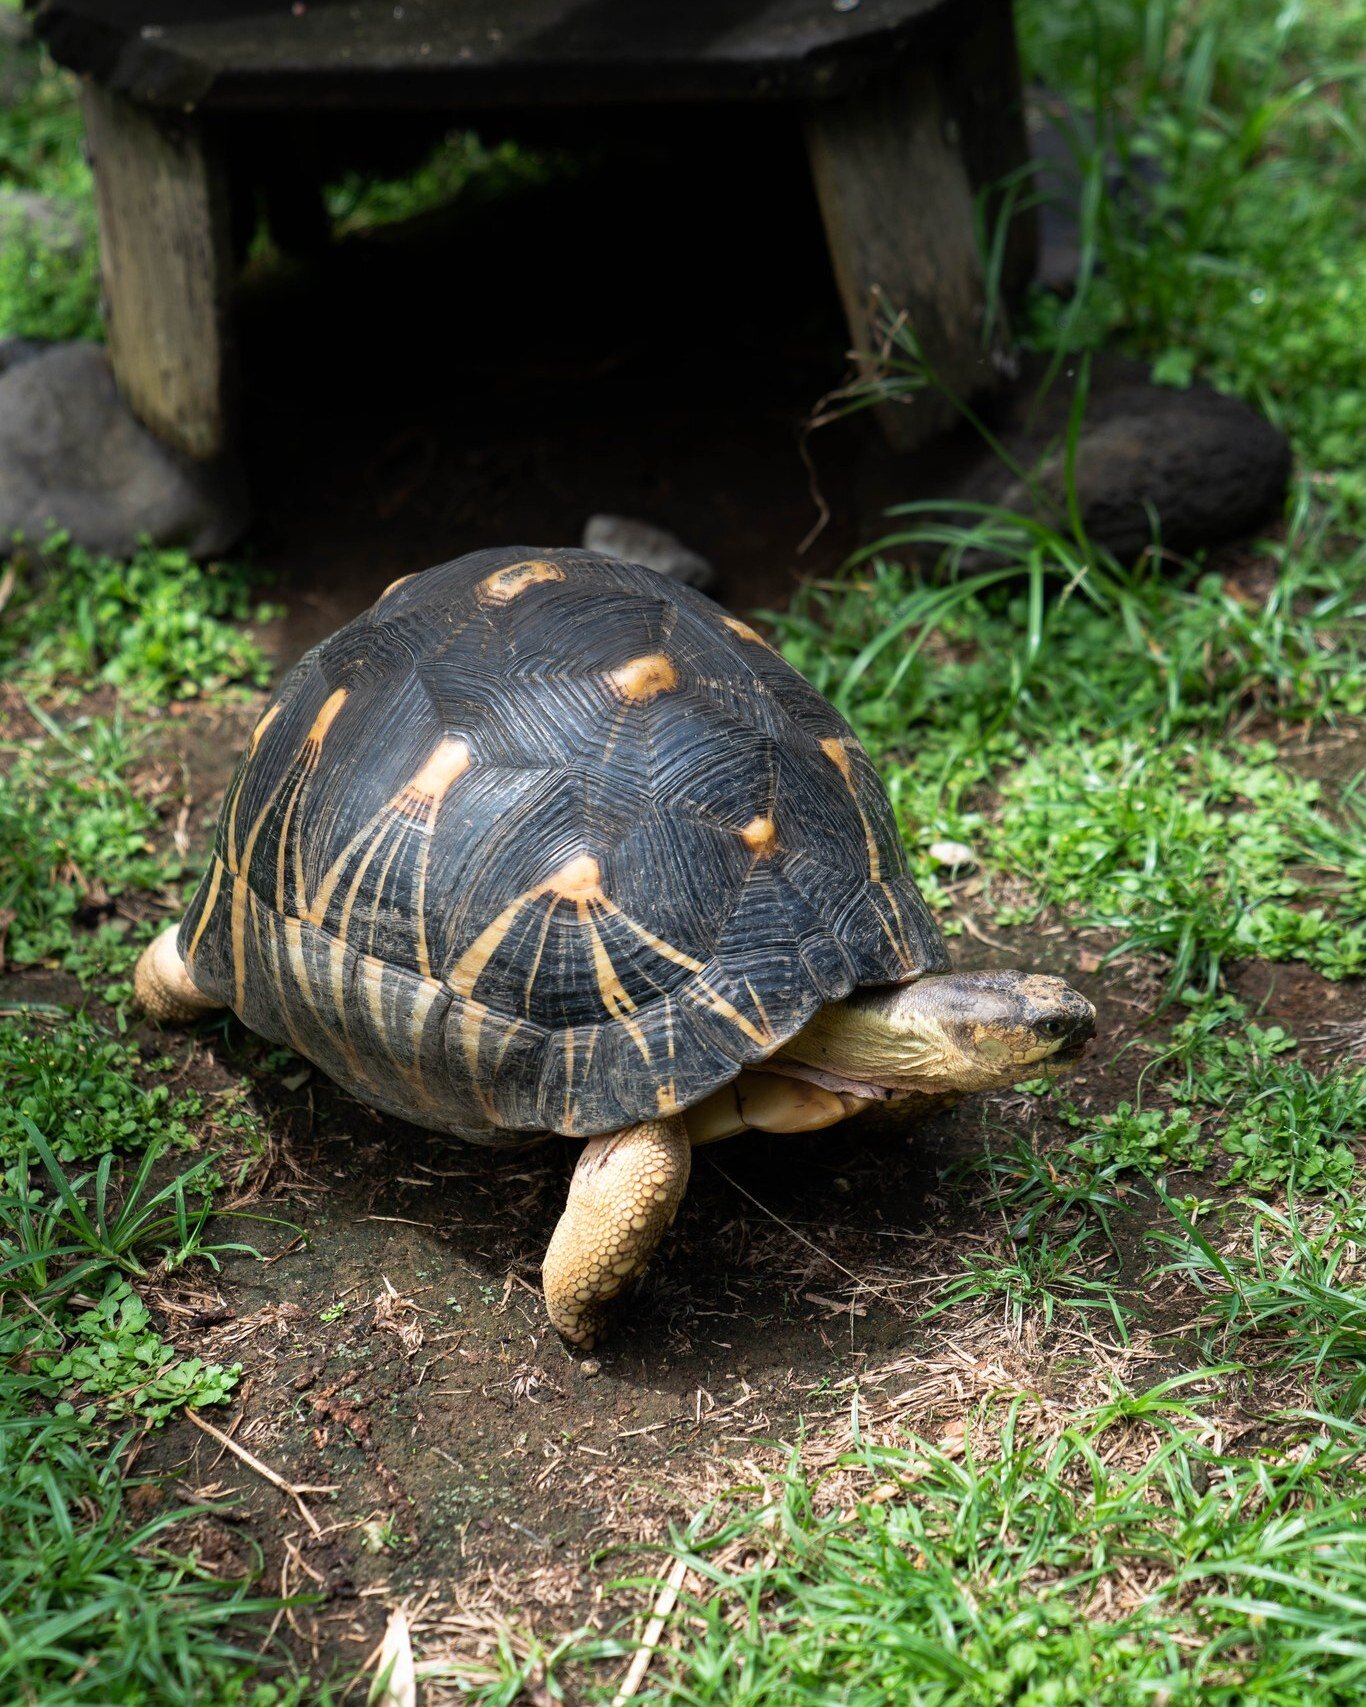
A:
[180,547,950,1144]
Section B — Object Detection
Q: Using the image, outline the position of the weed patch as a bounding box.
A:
[0,1014,201,1163]
[0,711,178,977]
[0,1008,295,1703]
[1151,1197,1366,1411]
[1,534,277,705]
[35,1279,240,1423]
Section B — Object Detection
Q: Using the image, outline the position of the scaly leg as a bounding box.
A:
[542,1117,690,1348]
[133,923,223,1023]
[685,1070,872,1146]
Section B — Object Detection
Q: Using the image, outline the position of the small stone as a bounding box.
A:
[0,343,249,559]
[583,514,717,592]
[929,840,976,870]
[580,1358,601,1378]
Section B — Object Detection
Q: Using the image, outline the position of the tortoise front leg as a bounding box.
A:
[542,1117,690,1348]
[685,1071,873,1145]
[134,922,224,1023]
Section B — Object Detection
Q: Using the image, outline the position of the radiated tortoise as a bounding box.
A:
[135,546,1096,1346]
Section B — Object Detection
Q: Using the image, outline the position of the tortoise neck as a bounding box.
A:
[774,982,973,1095]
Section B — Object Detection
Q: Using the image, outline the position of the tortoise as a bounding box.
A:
[135,546,1096,1347]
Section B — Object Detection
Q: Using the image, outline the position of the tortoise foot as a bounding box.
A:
[543,1117,690,1348]
[134,923,222,1023]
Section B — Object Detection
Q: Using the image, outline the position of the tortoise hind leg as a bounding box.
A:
[542,1117,690,1349]
[134,923,224,1023]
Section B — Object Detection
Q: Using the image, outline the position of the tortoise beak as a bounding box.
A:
[1052,995,1097,1061]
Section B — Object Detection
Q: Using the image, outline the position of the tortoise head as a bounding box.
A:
[776,970,1096,1097]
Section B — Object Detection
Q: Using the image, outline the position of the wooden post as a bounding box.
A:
[82,86,234,462]
[804,0,1036,451]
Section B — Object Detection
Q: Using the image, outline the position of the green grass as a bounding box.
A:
[993,736,1366,985]
[0,1408,306,1707]
[929,1226,1129,1341]
[322,130,556,236]
[472,1399,1366,1705]
[0,710,180,979]
[1,534,278,705]
[0,1011,306,1705]
[0,9,100,341]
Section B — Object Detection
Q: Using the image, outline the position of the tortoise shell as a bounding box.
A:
[180,547,950,1143]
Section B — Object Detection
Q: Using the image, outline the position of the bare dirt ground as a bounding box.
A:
[14,677,1359,1688]
[8,146,1363,1694]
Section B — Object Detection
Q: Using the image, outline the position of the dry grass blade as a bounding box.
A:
[613,1553,690,1705]
[369,1606,417,1707]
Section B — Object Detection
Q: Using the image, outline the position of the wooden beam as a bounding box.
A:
[804,0,1036,451]
[82,85,234,461]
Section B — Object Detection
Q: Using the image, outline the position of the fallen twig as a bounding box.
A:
[706,1158,900,1306]
[184,1407,337,1537]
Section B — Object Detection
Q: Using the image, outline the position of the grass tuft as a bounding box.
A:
[503,1399,1366,1706]
[0,534,278,706]
[0,710,179,978]
[0,1013,202,1163]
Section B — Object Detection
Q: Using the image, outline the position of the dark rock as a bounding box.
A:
[0,338,49,376]
[0,343,249,558]
[957,354,1291,563]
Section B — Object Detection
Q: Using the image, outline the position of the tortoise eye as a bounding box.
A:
[1039,1018,1066,1038]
